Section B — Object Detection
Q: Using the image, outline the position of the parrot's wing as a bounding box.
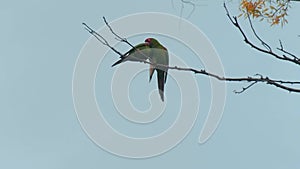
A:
[122,43,148,57]
[111,42,149,67]
[163,48,169,84]
[149,64,155,82]
[154,47,169,102]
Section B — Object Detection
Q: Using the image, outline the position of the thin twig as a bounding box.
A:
[82,22,123,56]
[247,13,271,51]
[277,40,300,62]
[102,17,135,49]
[234,81,258,94]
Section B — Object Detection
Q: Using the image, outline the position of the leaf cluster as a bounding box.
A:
[239,0,291,26]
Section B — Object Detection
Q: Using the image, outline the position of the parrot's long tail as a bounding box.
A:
[157,70,165,102]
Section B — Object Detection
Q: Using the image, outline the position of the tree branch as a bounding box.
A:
[234,81,258,94]
[224,2,300,66]
[82,16,300,94]
[277,40,300,62]
[82,22,123,57]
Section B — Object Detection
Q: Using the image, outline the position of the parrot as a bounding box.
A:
[111,42,151,67]
[145,38,169,102]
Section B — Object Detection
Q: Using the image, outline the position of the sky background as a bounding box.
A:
[1,0,300,168]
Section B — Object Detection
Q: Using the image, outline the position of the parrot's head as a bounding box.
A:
[145,38,159,47]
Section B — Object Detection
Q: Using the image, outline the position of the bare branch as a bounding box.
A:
[246,14,271,51]
[234,81,258,94]
[82,17,300,94]
[277,40,300,62]
[102,17,135,49]
[224,2,300,66]
[82,22,123,56]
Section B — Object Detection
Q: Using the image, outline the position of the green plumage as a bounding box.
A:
[112,38,169,102]
[112,42,151,67]
[146,38,169,102]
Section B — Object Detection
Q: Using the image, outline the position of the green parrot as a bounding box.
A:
[111,42,151,67]
[145,38,169,102]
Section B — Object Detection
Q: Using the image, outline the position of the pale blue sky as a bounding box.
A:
[1,0,300,168]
